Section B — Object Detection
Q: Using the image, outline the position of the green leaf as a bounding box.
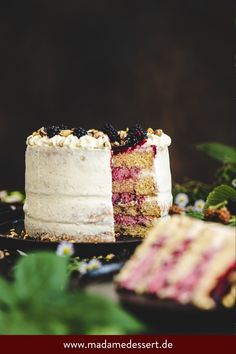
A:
[0,277,16,308]
[229,216,236,226]
[14,252,69,300]
[196,143,236,163]
[64,292,144,335]
[204,185,236,210]
[185,211,204,220]
[0,310,47,334]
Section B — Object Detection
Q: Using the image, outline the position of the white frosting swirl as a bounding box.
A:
[146,132,171,150]
[26,133,111,150]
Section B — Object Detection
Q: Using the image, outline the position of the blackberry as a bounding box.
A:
[125,134,139,147]
[123,124,147,147]
[46,125,61,138]
[58,124,68,130]
[102,123,120,143]
[128,124,147,141]
[72,127,87,138]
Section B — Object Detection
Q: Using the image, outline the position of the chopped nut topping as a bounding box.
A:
[119,130,127,140]
[113,141,120,147]
[32,131,40,136]
[94,131,104,139]
[88,129,98,136]
[147,128,154,134]
[154,129,163,136]
[9,228,18,237]
[60,129,73,137]
[37,127,47,136]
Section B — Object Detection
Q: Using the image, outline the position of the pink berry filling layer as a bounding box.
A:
[114,214,151,226]
[112,167,141,181]
[120,237,166,290]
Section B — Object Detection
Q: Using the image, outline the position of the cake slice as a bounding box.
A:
[116,215,236,309]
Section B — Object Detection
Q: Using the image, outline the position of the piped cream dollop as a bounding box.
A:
[146,132,171,150]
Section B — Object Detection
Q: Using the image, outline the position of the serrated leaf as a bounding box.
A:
[196,143,236,163]
[204,185,236,210]
[14,252,69,300]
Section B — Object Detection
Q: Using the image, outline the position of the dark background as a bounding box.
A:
[0,0,234,190]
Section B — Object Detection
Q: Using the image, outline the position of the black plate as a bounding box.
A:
[0,203,23,224]
[0,219,142,258]
[118,290,235,334]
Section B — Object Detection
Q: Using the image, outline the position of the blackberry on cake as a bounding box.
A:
[102,123,120,143]
[122,124,147,148]
[128,124,147,141]
[58,124,68,130]
[72,127,88,138]
[125,134,139,147]
[45,125,61,138]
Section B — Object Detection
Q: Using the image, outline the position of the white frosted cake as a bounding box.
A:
[24,124,172,242]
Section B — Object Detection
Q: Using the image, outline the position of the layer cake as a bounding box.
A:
[24,124,172,242]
